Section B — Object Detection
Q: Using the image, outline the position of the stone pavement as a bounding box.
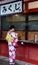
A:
[0,56,35,65]
[0,60,18,65]
[0,59,35,65]
[0,59,9,65]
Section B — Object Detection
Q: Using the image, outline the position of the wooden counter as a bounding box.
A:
[0,39,9,57]
[0,39,38,65]
[16,40,38,65]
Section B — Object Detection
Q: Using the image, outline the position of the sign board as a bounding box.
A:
[28,1,38,9]
[1,1,22,15]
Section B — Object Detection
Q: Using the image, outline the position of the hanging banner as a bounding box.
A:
[1,1,22,15]
[28,1,38,9]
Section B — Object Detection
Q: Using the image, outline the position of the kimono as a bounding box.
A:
[6,31,18,65]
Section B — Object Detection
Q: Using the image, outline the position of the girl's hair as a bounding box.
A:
[9,25,15,30]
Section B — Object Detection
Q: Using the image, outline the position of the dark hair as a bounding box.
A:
[9,25,15,30]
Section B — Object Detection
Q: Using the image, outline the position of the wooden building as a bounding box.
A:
[0,0,38,65]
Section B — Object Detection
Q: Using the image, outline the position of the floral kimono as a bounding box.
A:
[6,31,18,65]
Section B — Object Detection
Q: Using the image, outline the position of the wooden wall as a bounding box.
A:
[1,31,38,42]
[28,32,38,41]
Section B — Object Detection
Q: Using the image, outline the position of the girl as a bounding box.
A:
[6,25,18,65]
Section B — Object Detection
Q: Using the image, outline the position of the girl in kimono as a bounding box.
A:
[6,25,18,65]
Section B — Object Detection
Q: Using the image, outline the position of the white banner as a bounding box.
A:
[1,1,22,15]
[28,1,38,9]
